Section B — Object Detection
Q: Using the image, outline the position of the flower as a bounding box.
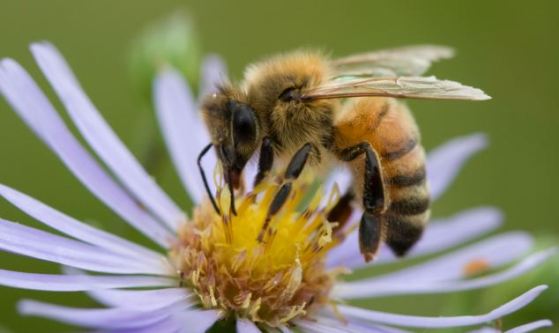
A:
[0,42,554,333]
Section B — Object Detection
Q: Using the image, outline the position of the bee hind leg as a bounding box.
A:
[257,142,315,242]
[337,142,385,262]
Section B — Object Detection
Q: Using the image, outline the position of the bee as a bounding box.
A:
[199,45,489,262]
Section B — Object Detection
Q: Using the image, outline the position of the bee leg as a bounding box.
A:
[337,142,385,262]
[359,212,382,262]
[253,137,274,187]
[328,190,355,235]
[198,143,221,215]
[257,142,314,242]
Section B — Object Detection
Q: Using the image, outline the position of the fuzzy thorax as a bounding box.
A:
[170,176,343,327]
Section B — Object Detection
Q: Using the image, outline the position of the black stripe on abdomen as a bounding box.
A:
[389,195,430,216]
[381,138,418,161]
[383,213,425,257]
[386,167,426,187]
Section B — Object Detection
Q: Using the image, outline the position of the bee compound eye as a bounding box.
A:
[232,104,257,143]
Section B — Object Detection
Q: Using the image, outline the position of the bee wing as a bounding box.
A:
[331,45,454,77]
[301,76,491,101]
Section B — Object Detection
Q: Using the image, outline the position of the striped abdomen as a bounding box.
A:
[333,97,430,256]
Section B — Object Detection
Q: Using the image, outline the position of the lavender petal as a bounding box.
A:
[0,269,175,291]
[468,328,499,333]
[174,309,222,333]
[279,326,295,333]
[31,42,184,229]
[199,54,228,98]
[242,154,259,192]
[236,319,262,333]
[333,249,555,299]
[427,133,487,201]
[505,320,553,333]
[0,218,167,274]
[0,184,164,263]
[323,166,353,198]
[91,318,181,333]
[327,207,502,269]
[18,300,171,329]
[0,59,174,247]
[314,316,411,333]
[154,69,216,204]
[335,285,547,328]
[355,232,533,285]
[87,288,191,310]
[296,319,354,333]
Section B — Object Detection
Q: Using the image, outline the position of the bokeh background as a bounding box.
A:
[0,0,557,332]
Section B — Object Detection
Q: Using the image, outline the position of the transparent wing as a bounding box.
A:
[301,76,491,101]
[331,45,454,77]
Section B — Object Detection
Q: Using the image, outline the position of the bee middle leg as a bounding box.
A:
[257,142,314,242]
[336,142,385,262]
[253,137,274,187]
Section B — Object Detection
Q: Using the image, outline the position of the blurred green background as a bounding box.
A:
[0,0,557,332]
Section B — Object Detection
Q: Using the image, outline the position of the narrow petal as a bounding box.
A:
[468,327,500,333]
[236,319,261,333]
[0,218,166,274]
[0,184,164,264]
[335,285,547,328]
[312,316,412,333]
[427,133,488,201]
[505,320,553,333]
[279,326,295,333]
[242,155,259,192]
[154,69,216,203]
[174,309,222,333]
[327,207,502,269]
[95,307,221,333]
[92,319,182,333]
[296,319,352,333]
[0,269,175,291]
[333,249,555,299]
[88,288,191,310]
[0,59,174,247]
[356,232,533,285]
[31,42,184,229]
[395,207,503,263]
[100,309,220,333]
[323,166,353,198]
[199,54,228,98]
[18,300,170,329]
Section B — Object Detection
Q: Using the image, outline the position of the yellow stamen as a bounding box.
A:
[171,174,343,327]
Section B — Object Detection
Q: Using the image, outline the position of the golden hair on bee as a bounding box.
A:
[244,50,339,164]
[198,45,490,262]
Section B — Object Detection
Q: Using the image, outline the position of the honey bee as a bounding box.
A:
[199,45,489,262]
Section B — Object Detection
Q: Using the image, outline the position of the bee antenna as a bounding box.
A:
[198,143,221,215]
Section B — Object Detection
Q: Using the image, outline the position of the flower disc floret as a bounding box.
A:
[171,177,343,327]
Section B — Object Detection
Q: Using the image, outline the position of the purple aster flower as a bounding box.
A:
[0,42,554,333]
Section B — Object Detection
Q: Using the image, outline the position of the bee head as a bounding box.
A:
[201,87,260,190]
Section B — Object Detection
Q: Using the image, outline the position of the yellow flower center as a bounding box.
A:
[170,174,345,327]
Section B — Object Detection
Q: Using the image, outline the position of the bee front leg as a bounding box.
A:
[337,142,385,262]
[257,142,314,242]
[253,137,274,187]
